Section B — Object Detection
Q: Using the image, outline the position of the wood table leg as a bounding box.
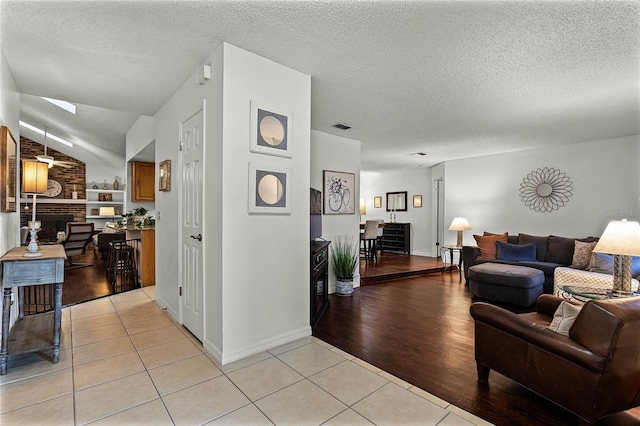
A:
[52,283,62,364]
[1,288,12,375]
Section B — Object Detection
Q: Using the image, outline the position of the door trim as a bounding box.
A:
[178,99,206,339]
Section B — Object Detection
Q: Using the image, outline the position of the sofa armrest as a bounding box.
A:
[553,267,639,296]
[535,294,565,317]
[470,302,606,373]
[462,246,480,282]
[96,232,125,251]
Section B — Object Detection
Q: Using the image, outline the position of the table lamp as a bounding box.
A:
[99,207,115,216]
[21,160,49,257]
[593,219,640,297]
[449,217,472,247]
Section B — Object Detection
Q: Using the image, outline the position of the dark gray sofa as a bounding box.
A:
[462,233,598,294]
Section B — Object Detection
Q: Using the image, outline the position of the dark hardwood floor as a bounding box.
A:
[62,249,112,307]
[315,254,640,426]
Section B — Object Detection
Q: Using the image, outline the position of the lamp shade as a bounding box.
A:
[448,217,472,231]
[360,197,367,216]
[21,160,49,194]
[593,219,640,256]
[99,207,115,216]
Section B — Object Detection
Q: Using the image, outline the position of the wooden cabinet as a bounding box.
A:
[126,229,155,287]
[380,223,411,254]
[310,240,330,329]
[131,161,155,202]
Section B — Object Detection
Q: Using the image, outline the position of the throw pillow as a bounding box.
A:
[588,252,613,274]
[545,235,576,265]
[633,256,640,278]
[518,233,548,261]
[102,222,118,234]
[571,240,598,270]
[496,241,537,262]
[474,232,508,260]
[548,301,582,336]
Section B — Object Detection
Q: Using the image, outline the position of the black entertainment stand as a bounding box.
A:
[310,240,330,328]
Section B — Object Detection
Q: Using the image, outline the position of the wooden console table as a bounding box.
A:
[1,245,65,375]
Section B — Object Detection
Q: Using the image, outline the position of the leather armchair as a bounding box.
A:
[470,295,640,424]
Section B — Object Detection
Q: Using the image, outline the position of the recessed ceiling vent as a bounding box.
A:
[332,123,351,130]
[411,152,428,156]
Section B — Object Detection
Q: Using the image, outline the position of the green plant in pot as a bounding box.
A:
[331,235,359,296]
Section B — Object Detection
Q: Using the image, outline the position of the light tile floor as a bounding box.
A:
[0,287,493,425]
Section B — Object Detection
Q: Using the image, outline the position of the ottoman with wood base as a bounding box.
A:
[468,263,544,307]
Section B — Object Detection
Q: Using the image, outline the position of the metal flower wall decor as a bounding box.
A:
[519,167,573,213]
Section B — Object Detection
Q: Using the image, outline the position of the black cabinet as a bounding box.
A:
[380,223,410,254]
[310,240,330,328]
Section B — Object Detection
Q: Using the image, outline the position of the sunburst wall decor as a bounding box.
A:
[519,167,573,213]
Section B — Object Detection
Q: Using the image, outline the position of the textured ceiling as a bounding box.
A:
[2,1,638,170]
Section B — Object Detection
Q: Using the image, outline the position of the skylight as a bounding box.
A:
[41,97,76,114]
[19,121,73,147]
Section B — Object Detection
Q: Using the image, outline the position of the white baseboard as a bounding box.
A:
[154,295,178,320]
[204,325,312,365]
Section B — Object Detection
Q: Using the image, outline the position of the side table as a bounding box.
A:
[441,245,463,282]
[1,245,66,375]
[561,285,640,303]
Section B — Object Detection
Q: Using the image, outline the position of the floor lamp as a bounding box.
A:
[21,160,49,257]
[593,219,640,297]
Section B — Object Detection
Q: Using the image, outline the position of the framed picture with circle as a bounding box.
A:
[250,100,292,158]
[248,162,291,214]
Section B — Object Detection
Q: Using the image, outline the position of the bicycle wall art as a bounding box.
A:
[323,170,355,214]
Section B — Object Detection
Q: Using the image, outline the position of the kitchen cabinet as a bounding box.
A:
[131,161,155,202]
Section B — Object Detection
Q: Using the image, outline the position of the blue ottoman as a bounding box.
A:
[468,263,544,307]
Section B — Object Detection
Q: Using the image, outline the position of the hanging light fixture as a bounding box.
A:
[35,126,55,168]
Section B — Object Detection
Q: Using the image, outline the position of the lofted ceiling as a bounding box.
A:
[1,0,638,171]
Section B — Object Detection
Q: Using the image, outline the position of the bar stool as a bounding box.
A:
[107,240,139,293]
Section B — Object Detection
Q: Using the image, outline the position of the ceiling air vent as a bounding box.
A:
[332,123,351,130]
[411,152,428,156]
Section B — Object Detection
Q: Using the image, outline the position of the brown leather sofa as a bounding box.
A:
[470,295,640,424]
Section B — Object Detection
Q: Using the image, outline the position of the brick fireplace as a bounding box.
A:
[20,137,87,238]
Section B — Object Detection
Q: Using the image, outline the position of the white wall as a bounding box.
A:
[125,116,155,162]
[0,48,21,334]
[219,44,311,362]
[311,130,361,292]
[442,136,640,244]
[151,43,311,365]
[360,168,433,256]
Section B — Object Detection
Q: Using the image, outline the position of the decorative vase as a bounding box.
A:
[336,279,354,297]
[102,180,109,190]
[113,178,119,190]
[92,182,98,189]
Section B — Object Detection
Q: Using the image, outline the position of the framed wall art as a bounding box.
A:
[323,170,355,214]
[386,191,407,212]
[0,126,17,212]
[373,196,382,208]
[413,195,422,208]
[159,160,171,192]
[248,162,291,214]
[98,193,113,202]
[250,101,292,158]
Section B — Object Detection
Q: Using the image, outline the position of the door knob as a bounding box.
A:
[190,234,202,241]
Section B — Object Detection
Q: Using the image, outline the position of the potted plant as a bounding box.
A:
[331,235,359,296]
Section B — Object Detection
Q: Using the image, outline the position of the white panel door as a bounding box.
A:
[180,108,204,340]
